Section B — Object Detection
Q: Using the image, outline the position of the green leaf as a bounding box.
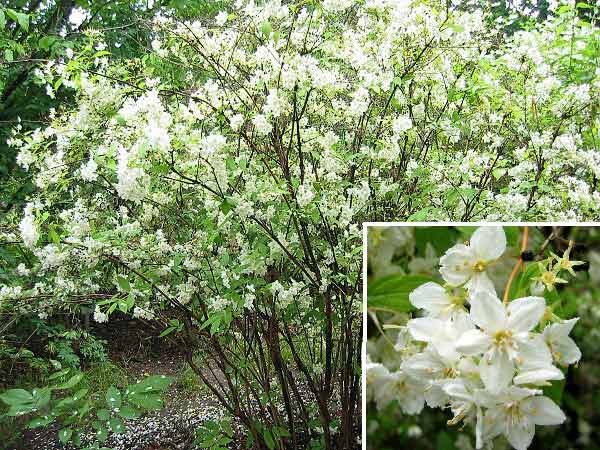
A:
[109,417,125,434]
[117,275,131,292]
[72,388,89,402]
[6,403,36,416]
[127,393,163,410]
[260,21,272,38]
[510,262,542,299]
[159,326,176,337]
[128,375,172,394]
[414,227,458,254]
[96,426,108,442]
[48,368,71,380]
[199,314,221,332]
[97,408,110,421]
[48,227,60,245]
[543,377,566,405]
[7,9,29,31]
[436,431,457,450]
[106,387,121,409]
[504,226,521,248]
[0,10,6,29]
[4,49,13,62]
[263,428,275,450]
[55,373,84,390]
[118,406,141,419]
[59,428,72,444]
[0,389,33,406]
[39,36,59,51]
[118,295,132,313]
[407,207,437,221]
[368,275,436,312]
[32,388,51,408]
[28,416,54,428]
[455,226,477,238]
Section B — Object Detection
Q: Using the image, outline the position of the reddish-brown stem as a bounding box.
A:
[503,226,530,304]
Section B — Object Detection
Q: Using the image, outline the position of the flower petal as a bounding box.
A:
[470,226,506,261]
[481,408,505,444]
[409,282,451,315]
[550,318,579,338]
[514,366,564,385]
[424,384,448,408]
[475,406,484,450]
[407,317,443,342]
[466,272,497,297]
[506,418,535,450]
[443,379,473,402]
[440,244,475,286]
[479,352,514,394]
[553,335,582,365]
[455,329,492,355]
[469,291,507,333]
[401,351,445,379]
[522,396,566,425]
[507,296,546,333]
[517,334,552,369]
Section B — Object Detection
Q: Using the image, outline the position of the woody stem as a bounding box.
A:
[503,226,529,305]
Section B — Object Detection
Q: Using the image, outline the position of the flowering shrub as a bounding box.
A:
[1,0,599,447]
[366,225,588,450]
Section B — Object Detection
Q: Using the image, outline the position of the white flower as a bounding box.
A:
[264,90,285,118]
[297,183,314,207]
[401,347,471,408]
[322,0,354,12]
[230,114,244,131]
[371,369,425,414]
[93,306,108,323]
[392,115,413,134]
[201,133,227,157]
[409,281,467,319]
[215,11,228,26]
[365,359,389,402]
[455,292,546,393]
[16,263,30,276]
[80,158,98,181]
[252,114,272,135]
[115,146,148,202]
[482,387,565,450]
[513,334,564,386]
[440,226,507,295]
[408,314,474,361]
[443,379,485,449]
[19,206,39,249]
[543,318,581,366]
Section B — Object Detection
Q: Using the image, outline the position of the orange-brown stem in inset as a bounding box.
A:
[503,226,529,305]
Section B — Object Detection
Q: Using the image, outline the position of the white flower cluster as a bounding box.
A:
[19,203,39,249]
[367,227,582,450]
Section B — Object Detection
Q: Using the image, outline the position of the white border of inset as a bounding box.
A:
[360,221,598,450]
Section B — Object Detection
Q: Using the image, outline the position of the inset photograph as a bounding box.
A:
[365,224,599,450]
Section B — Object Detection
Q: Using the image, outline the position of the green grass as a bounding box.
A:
[82,361,129,393]
[175,364,205,396]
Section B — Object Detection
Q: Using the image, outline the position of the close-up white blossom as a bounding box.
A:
[367,225,587,450]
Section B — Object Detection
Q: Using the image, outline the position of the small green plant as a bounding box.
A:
[0,368,172,448]
[193,418,235,450]
[83,361,129,394]
[175,365,203,396]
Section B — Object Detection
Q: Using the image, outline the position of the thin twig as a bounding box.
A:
[503,226,529,305]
